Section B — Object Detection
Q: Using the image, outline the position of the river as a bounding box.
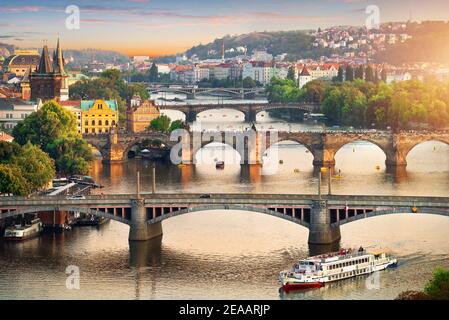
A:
[0,102,448,300]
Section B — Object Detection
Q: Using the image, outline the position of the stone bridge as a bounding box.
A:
[159,103,320,122]
[83,130,449,171]
[1,194,448,245]
[147,85,266,100]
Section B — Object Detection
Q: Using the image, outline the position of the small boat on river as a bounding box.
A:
[3,218,43,241]
[279,247,397,291]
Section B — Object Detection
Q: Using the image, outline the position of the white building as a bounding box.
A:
[0,99,41,130]
[242,62,275,86]
[251,50,273,62]
[298,67,313,88]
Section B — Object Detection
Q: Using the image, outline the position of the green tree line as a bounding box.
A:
[266,77,449,131]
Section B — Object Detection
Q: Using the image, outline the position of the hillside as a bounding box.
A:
[185,30,334,61]
[64,49,130,65]
[375,21,449,65]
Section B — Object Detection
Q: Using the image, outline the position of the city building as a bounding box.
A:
[126,96,160,133]
[298,66,312,88]
[30,39,69,102]
[2,50,40,77]
[0,98,41,130]
[81,99,118,134]
[59,100,83,134]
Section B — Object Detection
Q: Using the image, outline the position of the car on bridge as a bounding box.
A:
[67,195,86,200]
[199,194,211,199]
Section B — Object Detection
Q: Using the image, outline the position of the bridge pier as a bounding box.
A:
[308,200,341,245]
[244,111,257,123]
[186,110,197,123]
[129,199,163,241]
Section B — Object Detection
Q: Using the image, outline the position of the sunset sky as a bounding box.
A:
[2,0,449,57]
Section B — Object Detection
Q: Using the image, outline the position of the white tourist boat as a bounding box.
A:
[279,247,397,291]
[3,218,44,241]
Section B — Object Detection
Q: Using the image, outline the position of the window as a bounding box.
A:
[92,120,95,125]
[91,128,95,133]
[112,120,116,126]
[85,120,88,126]
[85,128,88,133]
[98,120,102,126]
[99,128,102,133]
[105,120,109,126]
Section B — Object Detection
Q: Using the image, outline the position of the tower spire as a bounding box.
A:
[53,38,66,75]
[37,45,53,74]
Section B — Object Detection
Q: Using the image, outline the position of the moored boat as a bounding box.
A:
[3,218,43,241]
[279,247,397,291]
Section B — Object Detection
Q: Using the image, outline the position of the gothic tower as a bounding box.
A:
[30,39,69,102]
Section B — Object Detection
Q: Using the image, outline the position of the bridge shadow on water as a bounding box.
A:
[128,236,163,268]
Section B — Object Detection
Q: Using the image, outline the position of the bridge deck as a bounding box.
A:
[1,194,448,208]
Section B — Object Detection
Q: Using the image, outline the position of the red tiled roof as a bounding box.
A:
[0,132,13,142]
[59,100,81,107]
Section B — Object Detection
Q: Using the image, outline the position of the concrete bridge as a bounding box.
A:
[83,129,449,171]
[147,85,266,100]
[1,194,448,244]
[158,102,320,122]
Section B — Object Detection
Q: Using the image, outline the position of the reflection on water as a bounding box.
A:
[0,110,448,300]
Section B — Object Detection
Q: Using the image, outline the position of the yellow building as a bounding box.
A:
[81,99,118,134]
[126,96,160,133]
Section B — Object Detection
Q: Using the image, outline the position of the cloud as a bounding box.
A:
[1,6,45,13]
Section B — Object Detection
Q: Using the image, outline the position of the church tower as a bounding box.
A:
[30,39,69,102]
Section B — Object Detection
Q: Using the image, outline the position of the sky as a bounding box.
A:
[1,0,449,57]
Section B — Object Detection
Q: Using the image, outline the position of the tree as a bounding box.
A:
[149,62,158,82]
[13,100,78,148]
[345,65,354,81]
[0,164,30,196]
[337,66,344,82]
[424,268,449,300]
[355,65,364,80]
[11,142,55,192]
[365,65,375,82]
[168,120,185,132]
[12,100,93,176]
[242,76,256,88]
[286,66,296,82]
[0,141,21,164]
[148,115,172,133]
[46,136,93,175]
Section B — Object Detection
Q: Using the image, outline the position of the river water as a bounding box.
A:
[0,101,448,300]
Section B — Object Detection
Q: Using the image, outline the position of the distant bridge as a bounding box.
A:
[83,129,449,171]
[147,85,266,99]
[1,194,448,244]
[158,102,321,122]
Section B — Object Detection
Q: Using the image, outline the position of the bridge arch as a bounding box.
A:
[332,139,389,169]
[2,206,131,225]
[122,137,170,159]
[194,141,243,165]
[404,139,449,161]
[333,207,449,227]
[196,108,245,121]
[263,139,316,169]
[146,205,310,229]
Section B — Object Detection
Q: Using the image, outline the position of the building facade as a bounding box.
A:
[2,50,40,77]
[126,96,160,133]
[81,99,118,134]
[0,98,41,130]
